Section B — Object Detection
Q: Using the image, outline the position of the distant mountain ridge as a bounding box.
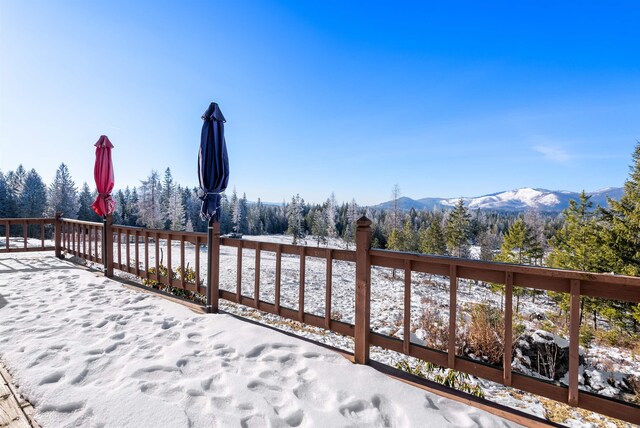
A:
[373,187,624,212]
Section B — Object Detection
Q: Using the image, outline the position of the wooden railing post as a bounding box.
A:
[206,219,221,313]
[104,215,113,277]
[354,216,372,364]
[54,212,63,258]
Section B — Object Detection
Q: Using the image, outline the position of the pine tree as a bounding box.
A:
[0,171,9,218]
[599,142,640,330]
[167,186,186,231]
[47,163,79,218]
[77,182,100,221]
[18,169,47,219]
[286,194,305,244]
[391,184,401,230]
[128,187,140,226]
[445,198,471,257]
[494,218,544,312]
[136,170,163,229]
[160,167,174,229]
[239,193,249,234]
[418,220,447,255]
[400,217,417,252]
[326,192,338,238]
[287,194,306,245]
[311,209,329,247]
[601,142,640,276]
[547,192,609,272]
[547,192,612,327]
[342,199,359,249]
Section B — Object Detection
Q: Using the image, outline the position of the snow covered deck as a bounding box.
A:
[0,252,521,427]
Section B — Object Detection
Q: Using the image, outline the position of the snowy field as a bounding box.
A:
[0,252,519,427]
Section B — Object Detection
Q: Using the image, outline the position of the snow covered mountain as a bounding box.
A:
[374,187,624,212]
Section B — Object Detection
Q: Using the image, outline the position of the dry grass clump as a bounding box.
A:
[460,303,505,366]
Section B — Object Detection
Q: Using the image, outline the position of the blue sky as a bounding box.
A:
[1,1,639,205]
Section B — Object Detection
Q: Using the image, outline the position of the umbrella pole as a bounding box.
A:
[206,217,220,313]
[102,216,108,275]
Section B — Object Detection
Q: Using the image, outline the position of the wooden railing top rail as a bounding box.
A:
[2,217,56,223]
[370,248,640,303]
[59,218,102,227]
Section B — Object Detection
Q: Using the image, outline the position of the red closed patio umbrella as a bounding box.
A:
[91,135,116,217]
[91,135,115,276]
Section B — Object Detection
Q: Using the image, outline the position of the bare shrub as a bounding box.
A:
[460,303,505,366]
[418,297,449,351]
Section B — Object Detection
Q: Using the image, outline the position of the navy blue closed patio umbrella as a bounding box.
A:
[198,102,229,313]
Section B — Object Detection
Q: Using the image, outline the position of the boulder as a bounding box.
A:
[513,330,585,381]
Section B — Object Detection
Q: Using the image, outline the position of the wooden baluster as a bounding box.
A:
[40,222,45,248]
[154,233,160,283]
[134,230,139,276]
[195,237,201,294]
[299,247,306,322]
[569,279,581,406]
[82,226,86,259]
[117,230,122,268]
[504,271,514,386]
[126,229,130,272]
[275,245,282,315]
[448,264,457,369]
[5,221,9,250]
[144,231,149,279]
[254,242,261,307]
[167,235,172,285]
[403,259,412,355]
[325,249,333,329]
[180,237,185,290]
[88,225,92,261]
[23,221,27,249]
[236,242,243,303]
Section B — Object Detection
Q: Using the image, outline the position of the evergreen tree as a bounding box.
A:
[391,184,401,230]
[160,167,174,229]
[601,142,640,276]
[445,198,471,257]
[77,182,100,221]
[311,209,329,247]
[136,170,163,229]
[287,194,306,245]
[128,187,140,226]
[326,192,338,238]
[47,163,79,218]
[18,169,47,219]
[7,165,26,201]
[342,199,359,249]
[495,219,541,265]
[167,186,186,231]
[547,192,612,327]
[239,193,249,234]
[0,171,9,218]
[547,192,610,272]
[400,217,417,251]
[494,218,544,312]
[418,221,447,255]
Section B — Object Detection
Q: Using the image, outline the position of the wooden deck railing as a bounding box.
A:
[0,217,57,253]
[2,215,640,424]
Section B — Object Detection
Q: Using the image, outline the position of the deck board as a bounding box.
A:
[0,362,38,428]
